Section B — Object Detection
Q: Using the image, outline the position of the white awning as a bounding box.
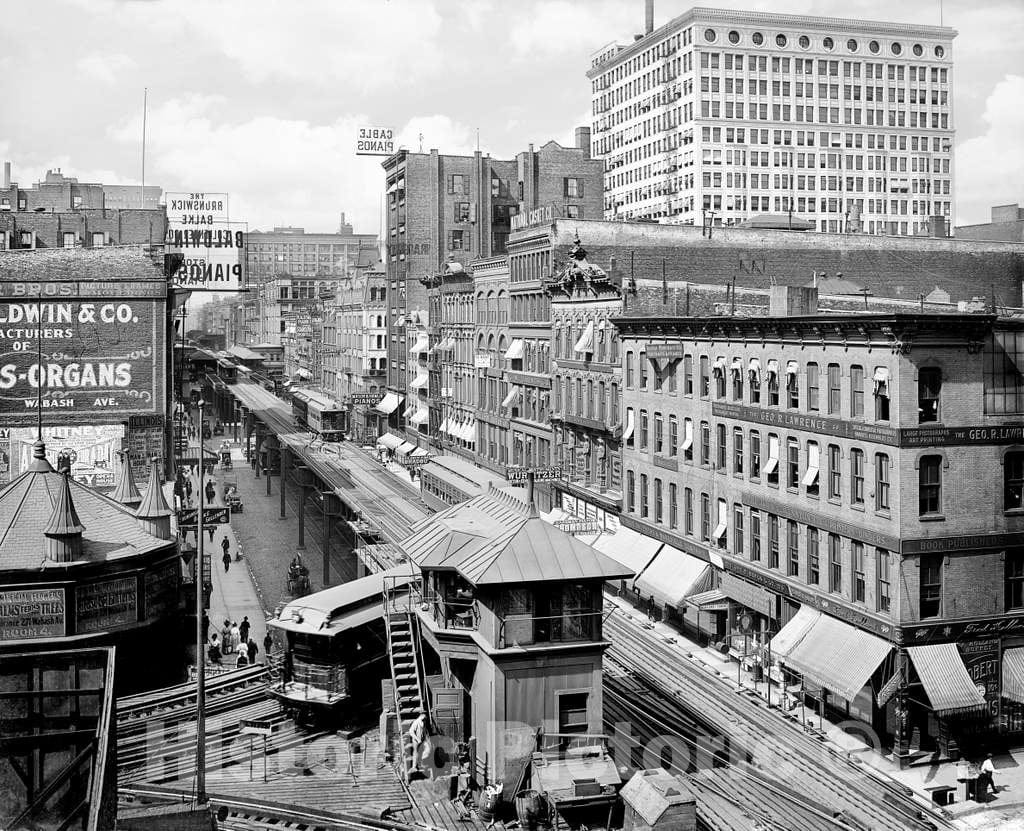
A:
[375,393,403,414]
[460,420,476,443]
[802,443,820,487]
[504,339,525,360]
[573,321,595,355]
[621,409,635,442]
[294,367,311,380]
[681,418,693,451]
[873,366,890,394]
[731,358,743,376]
[634,545,710,610]
[712,520,727,542]
[766,359,779,380]
[439,336,455,351]
[712,356,726,376]
[768,605,820,660]
[786,360,799,383]
[748,357,761,379]
[409,332,430,354]
[410,372,429,390]
[396,441,416,456]
[377,433,403,450]
[402,404,416,419]
[501,386,520,409]
[410,407,429,426]
[764,434,780,475]
[712,498,728,542]
[411,447,429,457]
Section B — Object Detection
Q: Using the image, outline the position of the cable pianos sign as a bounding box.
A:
[0,295,162,423]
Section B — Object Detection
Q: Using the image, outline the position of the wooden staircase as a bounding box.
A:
[385,607,427,780]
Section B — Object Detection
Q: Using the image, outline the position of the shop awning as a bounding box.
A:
[1002,648,1024,704]
[410,372,429,390]
[711,499,727,543]
[768,605,820,660]
[685,589,729,612]
[294,367,311,380]
[411,447,430,458]
[621,409,635,442]
[573,321,595,355]
[681,419,693,451]
[634,545,710,610]
[410,407,429,426]
[409,332,430,355]
[784,613,893,702]
[501,386,520,409]
[504,339,525,360]
[396,441,416,457]
[802,442,820,487]
[377,434,403,451]
[375,393,403,414]
[764,433,780,475]
[593,526,663,576]
[907,643,988,716]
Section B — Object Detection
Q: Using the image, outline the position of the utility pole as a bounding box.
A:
[195,399,207,805]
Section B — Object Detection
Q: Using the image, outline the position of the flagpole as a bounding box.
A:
[141,88,148,209]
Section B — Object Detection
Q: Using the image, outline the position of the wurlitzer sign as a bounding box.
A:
[165,192,246,291]
[356,127,396,156]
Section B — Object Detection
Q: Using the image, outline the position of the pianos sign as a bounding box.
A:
[356,127,396,157]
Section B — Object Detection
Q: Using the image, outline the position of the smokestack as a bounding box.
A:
[645,0,654,35]
[574,126,591,158]
[3,162,10,189]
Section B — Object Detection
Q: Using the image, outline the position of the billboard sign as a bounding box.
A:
[0,586,67,641]
[165,192,245,291]
[356,127,396,156]
[76,575,138,634]
[0,299,161,423]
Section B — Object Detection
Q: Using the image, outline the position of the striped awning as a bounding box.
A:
[377,434,403,451]
[1002,648,1024,704]
[768,605,819,661]
[908,643,988,716]
[784,613,892,702]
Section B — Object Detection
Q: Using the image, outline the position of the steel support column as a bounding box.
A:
[280,447,289,520]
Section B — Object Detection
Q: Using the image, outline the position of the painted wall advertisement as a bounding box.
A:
[144,560,179,620]
[127,414,165,484]
[0,586,67,641]
[0,298,160,423]
[10,425,124,489]
[958,638,1000,717]
[76,576,138,634]
[165,192,246,291]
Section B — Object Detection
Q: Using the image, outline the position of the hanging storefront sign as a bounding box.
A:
[165,192,246,291]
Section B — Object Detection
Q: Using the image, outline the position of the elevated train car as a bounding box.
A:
[268,565,418,723]
[290,388,346,441]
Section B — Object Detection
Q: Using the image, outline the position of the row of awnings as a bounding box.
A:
[400,402,429,425]
[439,417,476,443]
[409,332,430,355]
[431,336,456,353]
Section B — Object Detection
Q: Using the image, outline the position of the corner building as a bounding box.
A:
[589,7,956,234]
[616,286,1024,758]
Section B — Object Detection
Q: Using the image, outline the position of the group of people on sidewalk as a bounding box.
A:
[207,615,271,668]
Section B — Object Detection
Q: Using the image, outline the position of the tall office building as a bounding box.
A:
[588,5,956,235]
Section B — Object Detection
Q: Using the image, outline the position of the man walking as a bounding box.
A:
[979,753,997,797]
[221,535,231,565]
[239,615,250,643]
[263,631,273,661]
[246,637,258,665]
[222,545,231,573]
[408,711,428,774]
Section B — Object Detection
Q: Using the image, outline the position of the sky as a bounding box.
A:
[2,0,1022,237]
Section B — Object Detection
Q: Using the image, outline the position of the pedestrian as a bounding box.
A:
[205,481,216,504]
[184,479,193,504]
[263,631,273,660]
[239,615,250,643]
[222,547,231,573]
[979,753,997,797]
[235,643,249,668]
[208,638,221,665]
[221,535,231,563]
[408,711,428,773]
[246,637,258,665]
[647,594,657,622]
[231,621,240,649]
[220,619,232,652]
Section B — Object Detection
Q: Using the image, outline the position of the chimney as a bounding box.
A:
[644,0,654,35]
[3,162,10,189]
[44,472,85,563]
[574,126,591,159]
[112,451,143,509]
[769,285,818,317]
[135,458,173,540]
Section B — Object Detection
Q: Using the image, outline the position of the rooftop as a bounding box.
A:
[401,486,634,586]
[0,245,168,283]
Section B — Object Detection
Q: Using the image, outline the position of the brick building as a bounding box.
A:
[957,204,1024,244]
[589,5,956,235]
[616,284,1024,756]
[380,132,603,443]
[471,256,511,474]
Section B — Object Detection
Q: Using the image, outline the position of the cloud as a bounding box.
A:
[77,52,135,83]
[508,0,637,59]
[955,75,1024,227]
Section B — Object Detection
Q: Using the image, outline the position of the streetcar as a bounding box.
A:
[267,565,417,724]
[290,388,346,441]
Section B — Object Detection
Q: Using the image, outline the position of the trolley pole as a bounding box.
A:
[195,399,207,804]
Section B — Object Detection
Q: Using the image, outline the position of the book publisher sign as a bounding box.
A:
[0,299,161,423]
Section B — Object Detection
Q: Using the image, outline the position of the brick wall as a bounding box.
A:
[0,209,168,249]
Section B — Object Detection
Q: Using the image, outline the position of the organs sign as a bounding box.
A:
[0,299,159,420]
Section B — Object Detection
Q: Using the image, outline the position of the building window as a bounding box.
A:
[732,365,743,400]
[714,361,726,398]
[919,555,943,618]
[851,448,865,505]
[700,493,711,541]
[734,505,744,556]
[852,541,865,602]
[767,367,779,406]
[654,413,664,454]
[828,444,841,500]
[828,534,842,593]
[750,430,761,478]
[787,438,800,489]
[716,423,727,470]
[733,427,743,474]
[1005,451,1024,510]
[639,352,649,389]
[807,362,819,411]
[684,354,693,395]
[683,418,693,461]
[62,232,76,248]
[91,231,105,247]
[787,520,799,576]
[449,174,467,194]
[685,488,694,535]
[625,351,634,387]
[455,202,471,222]
[786,363,799,408]
[850,365,864,417]
[669,483,678,529]
[566,204,581,219]
[449,230,466,250]
[919,455,942,516]
[768,514,780,568]
[639,410,649,450]
[807,527,820,584]
[654,478,663,524]
[875,453,890,511]
[626,470,635,512]
[640,474,649,517]
[827,363,841,414]
[765,434,780,486]
[1006,550,1024,611]
[750,509,762,561]
[876,548,891,612]
[700,421,710,466]
[918,367,941,423]
[804,441,820,497]
[669,416,678,457]
[750,365,761,403]
[874,367,890,421]
[699,356,710,397]
[564,177,584,198]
